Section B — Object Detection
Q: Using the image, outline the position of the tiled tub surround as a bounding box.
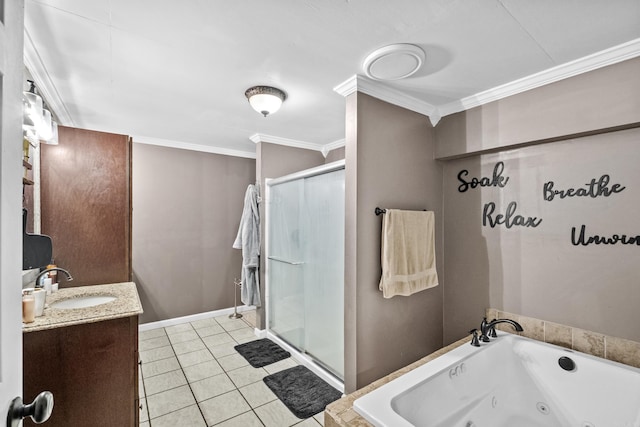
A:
[485,308,640,369]
[22,282,143,332]
[137,311,325,426]
[325,310,640,427]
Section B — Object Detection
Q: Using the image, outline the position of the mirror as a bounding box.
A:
[22,208,52,270]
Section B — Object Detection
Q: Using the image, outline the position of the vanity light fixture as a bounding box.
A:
[245,86,287,117]
[22,98,37,132]
[23,80,43,133]
[22,80,58,144]
[39,108,53,141]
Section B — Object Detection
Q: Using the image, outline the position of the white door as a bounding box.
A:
[1,0,26,424]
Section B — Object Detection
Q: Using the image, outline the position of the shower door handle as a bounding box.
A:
[268,256,304,265]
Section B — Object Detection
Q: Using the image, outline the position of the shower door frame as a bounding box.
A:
[264,159,345,392]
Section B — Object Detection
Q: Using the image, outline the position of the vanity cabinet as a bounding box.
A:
[23,315,139,426]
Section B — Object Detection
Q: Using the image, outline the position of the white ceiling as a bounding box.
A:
[24,0,640,158]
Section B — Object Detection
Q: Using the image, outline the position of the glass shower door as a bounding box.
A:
[268,178,305,350]
[267,166,345,380]
[302,169,344,379]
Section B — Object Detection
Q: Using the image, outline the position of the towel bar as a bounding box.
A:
[375,207,428,216]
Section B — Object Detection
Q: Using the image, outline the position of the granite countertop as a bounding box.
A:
[325,336,469,427]
[23,282,143,333]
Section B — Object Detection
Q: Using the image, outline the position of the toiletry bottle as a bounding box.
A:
[23,137,30,178]
[43,277,52,295]
[22,289,35,324]
[47,263,57,284]
[23,137,30,162]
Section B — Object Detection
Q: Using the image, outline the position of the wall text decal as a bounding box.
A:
[571,225,639,246]
[483,202,542,229]
[456,159,632,244]
[543,174,625,201]
[458,161,509,193]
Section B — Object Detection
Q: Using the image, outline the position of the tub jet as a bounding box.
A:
[536,402,550,415]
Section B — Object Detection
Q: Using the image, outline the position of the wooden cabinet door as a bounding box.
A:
[40,126,132,286]
[23,316,139,427]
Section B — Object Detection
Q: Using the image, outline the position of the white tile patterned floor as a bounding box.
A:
[138,311,324,426]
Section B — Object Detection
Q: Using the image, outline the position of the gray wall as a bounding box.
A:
[436,57,640,159]
[255,142,326,328]
[345,92,443,392]
[132,143,255,324]
[438,58,640,344]
[443,128,640,344]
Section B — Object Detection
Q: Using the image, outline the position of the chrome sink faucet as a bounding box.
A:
[470,317,524,346]
[33,267,73,288]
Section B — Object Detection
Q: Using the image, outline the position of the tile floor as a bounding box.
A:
[138,310,324,427]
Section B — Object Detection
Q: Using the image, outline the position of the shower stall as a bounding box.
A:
[265,160,344,388]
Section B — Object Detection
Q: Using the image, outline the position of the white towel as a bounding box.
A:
[233,184,261,306]
[379,209,439,298]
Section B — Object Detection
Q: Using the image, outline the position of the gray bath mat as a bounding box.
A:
[263,365,342,419]
[234,339,291,368]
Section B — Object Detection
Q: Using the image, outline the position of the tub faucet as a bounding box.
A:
[469,329,481,347]
[479,317,523,343]
[33,267,73,288]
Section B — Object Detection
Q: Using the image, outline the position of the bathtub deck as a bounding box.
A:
[324,337,469,427]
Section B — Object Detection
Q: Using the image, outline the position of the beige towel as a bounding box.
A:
[379,209,439,298]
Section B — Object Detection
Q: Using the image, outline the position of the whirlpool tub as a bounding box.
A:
[354,333,640,427]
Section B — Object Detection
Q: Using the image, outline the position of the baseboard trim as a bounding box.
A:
[139,305,253,331]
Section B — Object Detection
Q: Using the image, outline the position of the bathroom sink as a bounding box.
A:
[50,295,116,310]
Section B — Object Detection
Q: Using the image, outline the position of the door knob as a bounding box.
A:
[6,391,54,427]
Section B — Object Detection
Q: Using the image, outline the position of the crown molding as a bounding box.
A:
[321,138,346,157]
[333,39,640,125]
[250,133,325,151]
[250,133,346,158]
[23,27,75,127]
[248,134,262,144]
[333,74,440,126]
[133,136,256,159]
[333,75,359,97]
[438,37,640,117]
[323,138,346,150]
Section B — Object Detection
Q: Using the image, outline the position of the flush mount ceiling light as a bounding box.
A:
[245,86,287,117]
[363,44,426,81]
